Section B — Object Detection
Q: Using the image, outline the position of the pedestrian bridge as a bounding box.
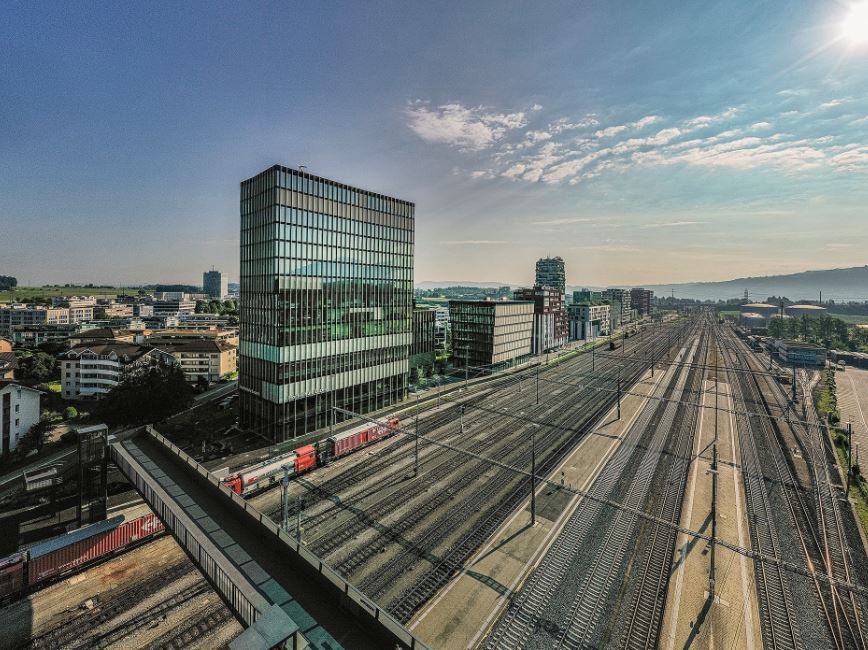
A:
[110,425,429,650]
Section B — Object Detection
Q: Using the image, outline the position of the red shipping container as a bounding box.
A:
[27,514,164,584]
[0,553,25,601]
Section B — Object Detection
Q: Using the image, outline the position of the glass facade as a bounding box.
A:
[239,165,415,441]
[449,301,534,368]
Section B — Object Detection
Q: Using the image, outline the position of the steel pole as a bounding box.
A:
[414,395,420,477]
[281,466,290,532]
[848,421,853,495]
[530,430,536,526]
[296,495,303,543]
[617,369,622,420]
[536,365,540,405]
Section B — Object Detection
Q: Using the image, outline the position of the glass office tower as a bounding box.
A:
[239,165,415,441]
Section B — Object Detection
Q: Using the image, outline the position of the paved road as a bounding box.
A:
[194,380,237,403]
[0,446,76,489]
[837,367,868,459]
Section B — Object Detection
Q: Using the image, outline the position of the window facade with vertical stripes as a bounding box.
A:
[239,165,415,442]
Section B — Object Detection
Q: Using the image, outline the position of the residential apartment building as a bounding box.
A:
[535,257,566,294]
[0,305,70,334]
[449,300,534,368]
[203,269,228,300]
[1,381,41,458]
[150,338,237,384]
[629,288,654,318]
[239,165,415,441]
[568,303,611,340]
[59,343,173,400]
[513,287,568,354]
[603,288,632,329]
[10,323,85,348]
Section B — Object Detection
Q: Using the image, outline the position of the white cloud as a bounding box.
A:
[532,217,593,226]
[595,125,628,138]
[642,220,703,228]
[594,115,658,139]
[531,103,543,111]
[525,130,553,143]
[551,116,599,132]
[751,122,771,130]
[825,242,854,250]
[820,99,844,109]
[405,101,527,150]
[437,240,510,245]
[684,107,739,129]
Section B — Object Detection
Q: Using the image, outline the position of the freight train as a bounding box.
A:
[222,417,401,496]
[0,512,165,603]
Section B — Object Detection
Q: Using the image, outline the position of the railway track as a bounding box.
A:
[27,562,195,649]
[482,318,704,648]
[273,319,687,622]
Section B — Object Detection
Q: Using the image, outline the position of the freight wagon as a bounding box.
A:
[0,513,165,603]
[222,417,401,497]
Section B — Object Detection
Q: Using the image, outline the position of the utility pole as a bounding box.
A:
[847,421,854,495]
[792,363,797,403]
[281,465,290,532]
[465,347,469,388]
[530,428,537,526]
[592,339,596,373]
[460,405,465,434]
[536,364,540,405]
[617,368,622,420]
[296,495,304,543]
[414,394,420,477]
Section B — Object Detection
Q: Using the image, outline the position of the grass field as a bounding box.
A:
[828,313,868,325]
[0,285,151,301]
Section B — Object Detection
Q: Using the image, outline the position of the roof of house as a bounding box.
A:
[74,327,136,339]
[0,351,18,370]
[0,380,43,394]
[150,339,236,354]
[62,342,153,361]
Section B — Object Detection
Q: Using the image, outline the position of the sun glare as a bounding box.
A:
[841,1,868,44]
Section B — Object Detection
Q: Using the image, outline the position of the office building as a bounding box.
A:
[434,306,449,354]
[203,269,228,300]
[449,300,533,368]
[629,288,654,318]
[1,381,41,458]
[568,303,610,340]
[239,165,415,441]
[513,287,568,354]
[410,307,436,371]
[152,299,197,318]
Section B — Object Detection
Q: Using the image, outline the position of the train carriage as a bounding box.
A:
[0,553,25,602]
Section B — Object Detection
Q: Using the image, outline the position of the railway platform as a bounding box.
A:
[110,425,428,650]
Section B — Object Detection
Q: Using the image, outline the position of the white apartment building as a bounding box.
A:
[1,381,41,457]
[60,343,174,400]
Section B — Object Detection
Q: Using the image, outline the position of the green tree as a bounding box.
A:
[18,351,58,385]
[63,406,78,420]
[18,418,53,455]
[409,366,420,385]
[195,300,208,314]
[94,366,194,426]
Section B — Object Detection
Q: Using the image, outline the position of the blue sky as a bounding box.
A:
[1,0,867,288]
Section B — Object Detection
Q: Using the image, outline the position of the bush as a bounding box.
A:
[63,406,78,420]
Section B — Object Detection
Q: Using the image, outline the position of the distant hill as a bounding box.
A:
[645,266,868,302]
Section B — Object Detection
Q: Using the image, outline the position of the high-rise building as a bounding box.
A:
[239,165,415,441]
[203,269,228,300]
[535,256,566,298]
